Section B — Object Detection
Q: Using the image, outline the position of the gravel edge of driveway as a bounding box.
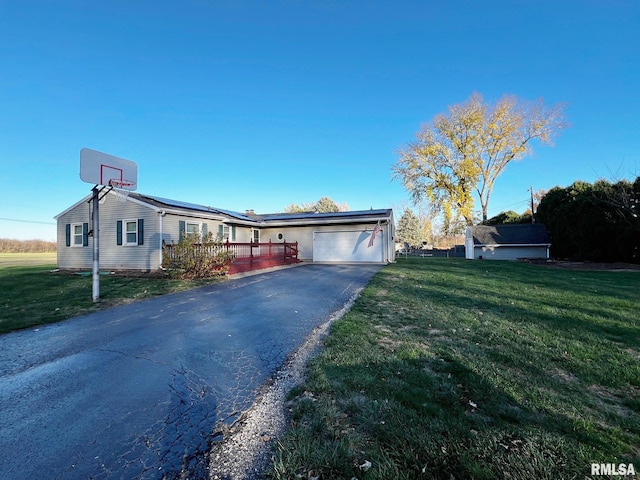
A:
[207,287,365,480]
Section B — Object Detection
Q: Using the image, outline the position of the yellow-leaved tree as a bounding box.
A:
[393,92,568,228]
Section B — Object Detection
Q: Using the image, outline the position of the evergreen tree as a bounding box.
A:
[396,208,423,247]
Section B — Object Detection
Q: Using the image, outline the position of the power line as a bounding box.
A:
[488,199,530,212]
[0,217,56,225]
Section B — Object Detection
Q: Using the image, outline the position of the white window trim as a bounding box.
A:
[186,221,201,236]
[71,222,84,247]
[123,218,138,246]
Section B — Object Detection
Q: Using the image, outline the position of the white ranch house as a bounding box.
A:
[55,191,395,272]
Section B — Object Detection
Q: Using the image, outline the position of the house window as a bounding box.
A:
[71,223,88,247]
[252,229,260,243]
[72,223,84,247]
[125,219,138,245]
[117,219,144,246]
[186,222,200,236]
[65,223,88,247]
[178,221,207,240]
[217,224,236,242]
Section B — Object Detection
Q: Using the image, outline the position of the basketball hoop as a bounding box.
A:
[109,179,135,202]
[80,148,139,303]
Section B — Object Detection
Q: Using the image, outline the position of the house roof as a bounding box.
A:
[52,191,390,226]
[55,190,393,226]
[129,193,256,221]
[131,193,391,224]
[470,224,551,246]
[259,209,391,221]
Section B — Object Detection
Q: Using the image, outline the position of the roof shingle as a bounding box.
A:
[470,224,550,245]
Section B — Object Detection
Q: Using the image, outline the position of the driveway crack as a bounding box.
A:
[98,348,166,365]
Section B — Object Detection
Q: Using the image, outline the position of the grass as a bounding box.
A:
[0,253,219,334]
[0,252,57,266]
[268,257,640,480]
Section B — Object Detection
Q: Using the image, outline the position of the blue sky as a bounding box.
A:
[1,0,639,241]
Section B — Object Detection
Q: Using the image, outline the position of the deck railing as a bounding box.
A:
[163,240,299,273]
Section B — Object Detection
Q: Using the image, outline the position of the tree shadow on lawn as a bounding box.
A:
[387,269,640,416]
[324,353,638,480]
[331,260,640,477]
[393,262,640,353]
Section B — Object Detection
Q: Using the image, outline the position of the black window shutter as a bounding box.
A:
[138,219,144,245]
[82,223,89,246]
[218,224,224,240]
[202,223,208,236]
[179,220,186,239]
[116,220,123,245]
[65,224,71,247]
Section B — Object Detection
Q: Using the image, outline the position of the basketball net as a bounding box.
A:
[109,179,135,203]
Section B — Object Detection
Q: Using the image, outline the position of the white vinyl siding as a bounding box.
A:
[58,215,91,268]
[100,198,153,269]
[56,192,157,271]
[473,245,549,260]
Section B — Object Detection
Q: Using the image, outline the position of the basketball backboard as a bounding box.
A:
[80,148,138,190]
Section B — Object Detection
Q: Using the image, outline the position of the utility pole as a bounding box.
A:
[530,186,535,224]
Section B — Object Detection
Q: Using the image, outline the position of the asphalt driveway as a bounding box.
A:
[0,263,382,479]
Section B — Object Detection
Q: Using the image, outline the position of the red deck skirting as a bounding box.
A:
[227,256,301,274]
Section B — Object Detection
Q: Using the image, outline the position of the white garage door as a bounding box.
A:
[313,230,384,262]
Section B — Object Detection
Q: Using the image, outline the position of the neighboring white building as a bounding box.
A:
[465,224,551,260]
[55,191,395,271]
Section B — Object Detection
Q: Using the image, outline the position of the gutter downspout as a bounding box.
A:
[384,221,389,263]
[159,210,166,268]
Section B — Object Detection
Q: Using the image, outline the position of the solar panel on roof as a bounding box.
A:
[261,209,389,220]
[143,195,217,213]
[139,194,255,220]
[213,207,256,221]
[131,193,390,222]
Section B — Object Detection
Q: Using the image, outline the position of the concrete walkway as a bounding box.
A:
[0,263,382,479]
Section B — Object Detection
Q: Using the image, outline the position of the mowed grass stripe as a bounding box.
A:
[269,257,640,480]
[0,255,218,334]
[0,252,57,267]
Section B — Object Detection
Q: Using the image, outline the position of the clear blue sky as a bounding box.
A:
[1,0,638,241]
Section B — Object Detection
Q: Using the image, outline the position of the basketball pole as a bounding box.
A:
[92,186,100,302]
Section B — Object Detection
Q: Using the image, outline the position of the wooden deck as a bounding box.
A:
[225,241,301,274]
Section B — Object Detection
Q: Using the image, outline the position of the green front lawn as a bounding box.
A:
[269,258,640,479]
[0,260,217,334]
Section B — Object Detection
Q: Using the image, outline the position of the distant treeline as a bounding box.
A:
[0,239,57,253]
